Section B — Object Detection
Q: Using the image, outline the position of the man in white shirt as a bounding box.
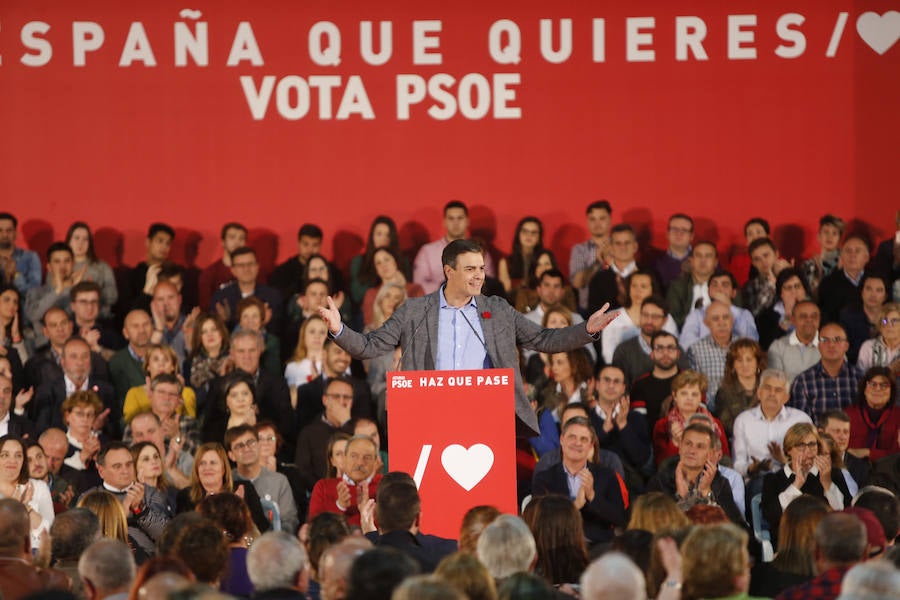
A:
[768,300,821,384]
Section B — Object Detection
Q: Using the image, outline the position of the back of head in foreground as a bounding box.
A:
[476,514,536,581]
[247,531,309,592]
[580,552,647,600]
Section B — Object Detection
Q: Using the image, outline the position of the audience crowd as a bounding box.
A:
[0,203,899,600]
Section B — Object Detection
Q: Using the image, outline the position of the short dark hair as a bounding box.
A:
[682,423,716,447]
[224,424,258,451]
[610,223,636,238]
[0,213,18,228]
[854,488,900,543]
[70,280,101,301]
[641,295,669,316]
[230,246,257,261]
[748,237,777,256]
[324,375,355,395]
[818,409,850,428]
[537,268,565,286]
[221,222,247,240]
[669,213,694,229]
[819,214,845,233]
[443,200,468,216]
[345,547,420,600]
[442,239,483,270]
[650,330,678,348]
[560,416,595,439]
[45,242,73,262]
[375,480,421,532]
[843,234,872,253]
[744,217,770,236]
[298,224,323,240]
[586,200,612,215]
[149,372,183,393]
[158,263,185,281]
[710,270,738,290]
[40,306,69,326]
[148,223,175,240]
[560,401,591,422]
[97,441,132,466]
[693,240,718,257]
[50,508,100,561]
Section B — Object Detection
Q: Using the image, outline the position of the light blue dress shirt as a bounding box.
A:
[435,288,489,370]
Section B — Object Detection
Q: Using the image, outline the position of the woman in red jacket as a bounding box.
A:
[846,366,900,462]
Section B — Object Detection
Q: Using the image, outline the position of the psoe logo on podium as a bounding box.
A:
[388,369,518,539]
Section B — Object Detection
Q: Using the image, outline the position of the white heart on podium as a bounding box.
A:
[440,444,494,491]
[856,11,900,55]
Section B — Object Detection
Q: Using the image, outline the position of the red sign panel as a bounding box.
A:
[387,369,518,539]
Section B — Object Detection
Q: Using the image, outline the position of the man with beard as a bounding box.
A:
[612,296,689,385]
[0,212,41,293]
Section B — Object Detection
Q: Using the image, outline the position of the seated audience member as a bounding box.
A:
[749,494,829,598]
[524,268,584,327]
[819,410,869,495]
[78,489,150,565]
[198,222,247,310]
[25,306,107,391]
[458,505,502,555]
[109,309,154,409]
[236,296,281,376]
[818,234,873,324]
[686,300,737,406]
[349,216,411,317]
[131,441,178,511]
[129,410,193,490]
[81,441,172,557]
[196,492,258,596]
[789,322,862,422]
[680,270,758,352]
[715,339,767,438]
[680,523,755,600]
[761,423,851,546]
[344,546,420,600]
[309,434,382,527]
[38,428,87,501]
[360,247,424,326]
[569,201,613,314]
[732,369,812,481]
[49,506,101,599]
[24,243,75,342]
[648,422,745,526]
[124,347,198,424]
[742,237,792,317]
[0,435,54,552]
[174,442,271,534]
[874,209,900,291]
[601,271,677,364]
[589,366,650,492]
[856,302,900,372]
[852,486,900,544]
[476,514,537,585]
[70,281,122,361]
[59,392,106,486]
[185,312,230,416]
[296,339,370,433]
[205,330,294,448]
[580,551,647,600]
[255,421,306,524]
[588,223,640,314]
[841,273,889,365]
[498,216,545,295]
[147,280,191,366]
[755,268,812,350]
[25,439,76,513]
[767,299,821,384]
[284,314,328,389]
[526,494,589,589]
[845,367,900,462]
[653,213,695,290]
[517,249,578,314]
[627,491,691,534]
[0,285,29,373]
[652,370,730,467]
[315,534,371,600]
[0,374,33,438]
[532,416,627,545]
[613,297,689,386]
[666,240,720,328]
[839,560,900,599]
[247,530,310,599]
[226,424,299,534]
[0,498,70,599]
[34,336,116,435]
[164,513,231,587]
[78,538,137,600]
[800,214,844,300]
[285,275,345,354]
[211,247,283,334]
[530,349,593,457]
[121,223,175,314]
[434,552,497,600]
[65,222,118,318]
[776,511,868,600]
[630,331,684,432]
[270,223,337,302]
[202,370,259,444]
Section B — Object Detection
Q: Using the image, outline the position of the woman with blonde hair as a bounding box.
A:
[681,523,759,600]
[627,491,691,534]
[284,314,330,388]
[78,489,150,564]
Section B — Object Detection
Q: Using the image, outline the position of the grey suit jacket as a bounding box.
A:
[334,290,598,435]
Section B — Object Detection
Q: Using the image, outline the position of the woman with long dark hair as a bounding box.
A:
[66,221,118,317]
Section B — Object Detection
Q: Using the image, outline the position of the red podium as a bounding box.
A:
[387,369,518,539]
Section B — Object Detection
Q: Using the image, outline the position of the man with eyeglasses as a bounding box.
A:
[226,424,299,534]
[24,306,109,392]
[210,246,283,335]
[589,366,650,495]
[70,281,122,362]
[666,241,720,328]
[768,299,822,384]
[630,331,687,433]
[686,300,738,408]
[295,376,356,495]
[296,338,372,433]
[123,374,199,460]
[679,271,757,352]
[308,434,381,527]
[790,322,862,422]
[612,297,689,386]
[653,213,695,290]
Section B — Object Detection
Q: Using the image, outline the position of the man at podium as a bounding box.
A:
[319,240,617,436]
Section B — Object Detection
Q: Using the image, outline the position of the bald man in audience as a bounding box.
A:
[319,537,372,600]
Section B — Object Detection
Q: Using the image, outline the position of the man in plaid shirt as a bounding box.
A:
[789,323,862,423]
[569,200,613,314]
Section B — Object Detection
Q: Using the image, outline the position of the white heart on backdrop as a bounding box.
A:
[856,11,900,55]
[441,444,494,491]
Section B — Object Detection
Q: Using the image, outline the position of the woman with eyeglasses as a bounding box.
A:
[761,422,851,548]
[845,366,900,461]
[856,303,900,373]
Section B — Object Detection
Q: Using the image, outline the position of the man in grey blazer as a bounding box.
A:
[319,239,617,436]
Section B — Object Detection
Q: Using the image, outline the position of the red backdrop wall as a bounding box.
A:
[1,0,897,276]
